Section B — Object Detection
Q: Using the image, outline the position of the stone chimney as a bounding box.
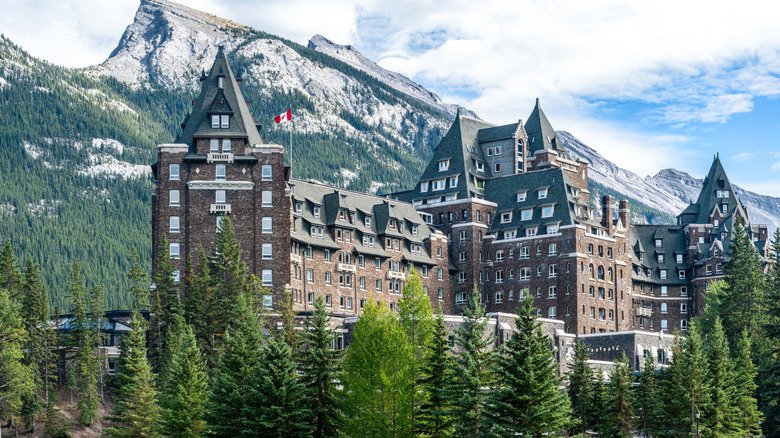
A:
[601,194,614,235]
[618,199,630,231]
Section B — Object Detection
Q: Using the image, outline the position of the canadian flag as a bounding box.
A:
[274,108,292,124]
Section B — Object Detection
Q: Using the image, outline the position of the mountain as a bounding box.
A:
[558,131,780,234]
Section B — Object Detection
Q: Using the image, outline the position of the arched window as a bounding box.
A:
[598,266,605,280]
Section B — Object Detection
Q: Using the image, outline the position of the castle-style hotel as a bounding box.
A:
[151,48,770,369]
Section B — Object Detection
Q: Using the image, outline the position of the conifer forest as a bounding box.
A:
[0,217,779,437]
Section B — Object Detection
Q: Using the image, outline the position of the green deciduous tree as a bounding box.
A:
[448,285,493,438]
[300,296,343,438]
[486,294,571,437]
[342,299,414,438]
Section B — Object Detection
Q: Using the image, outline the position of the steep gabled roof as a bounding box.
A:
[678,155,748,226]
[524,98,568,157]
[176,46,263,149]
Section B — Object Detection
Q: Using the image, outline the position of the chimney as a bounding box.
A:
[618,199,630,231]
[601,194,614,235]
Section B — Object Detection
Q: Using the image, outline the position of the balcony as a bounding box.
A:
[387,271,406,280]
[337,263,356,272]
[207,153,234,163]
[210,204,231,214]
[637,307,652,317]
[290,254,302,264]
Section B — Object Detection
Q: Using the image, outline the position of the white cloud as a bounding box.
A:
[731,153,756,162]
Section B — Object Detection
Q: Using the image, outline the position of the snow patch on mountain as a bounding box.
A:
[78,153,150,180]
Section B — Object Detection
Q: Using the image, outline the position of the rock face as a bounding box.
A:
[559,131,780,234]
[308,34,478,120]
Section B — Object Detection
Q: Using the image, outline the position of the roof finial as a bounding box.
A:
[217,45,225,58]
[456,107,461,118]
[535,97,541,107]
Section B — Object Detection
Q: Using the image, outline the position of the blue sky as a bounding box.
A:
[3,0,780,196]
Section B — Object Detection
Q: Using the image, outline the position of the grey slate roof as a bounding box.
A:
[478,123,520,143]
[176,46,263,149]
[524,98,569,158]
[630,225,688,285]
[678,156,747,226]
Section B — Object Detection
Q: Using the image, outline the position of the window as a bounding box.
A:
[661,319,668,330]
[215,190,226,205]
[437,268,443,280]
[324,272,331,285]
[262,191,272,207]
[657,254,664,263]
[262,217,272,233]
[549,243,557,256]
[262,243,272,260]
[541,205,554,218]
[458,272,467,283]
[676,254,683,264]
[169,164,180,180]
[376,279,382,292]
[438,160,450,171]
[538,188,548,199]
[549,264,557,278]
[456,292,468,304]
[216,215,224,230]
[681,319,688,330]
[422,266,428,278]
[598,266,605,280]
[721,204,727,214]
[169,216,180,233]
[210,139,219,153]
[375,258,381,270]
[521,209,533,221]
[660,269,667,280]
[495,291,504,303]
[222,139,231,153]
[679,270,686,279]
[495,163,501,173]
[221,115,229,128]
[420,182,429,192]
[495,270,504,284]
[590,307,595,319]
[215,164,226,180]
[172,269,180,285]
[681,286,688,296]
[547,224,559,234]
[306,247,312,260]
[517,191,527,202]
[211,115,220,128]
[504,230,516,239]
[548,286,556,298]
[661,286,668,296]
[655,239,662,247]
[262,165,272,181]
[169,242,180,259]
[519,268,530,281]
[599,308,606,321]
[359,276,365,290]
[325,295,332,308]
[459,252,467,263]
[496,250,504,262]
[438,288,443,301]
[519,247,529,259]
[432,179,446,191]
[169,190,180,207]
[526,227,537,237]
[548,307,557,318]
[501,212,512,223]
[598,287,605,300]
[680,303,688,313]
[661,303,668,313]
[306,269,313,283]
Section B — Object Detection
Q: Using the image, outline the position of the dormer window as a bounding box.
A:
[657,254,664,263]
[500,212,512,223]
[517,191,527,202]
[638,253,644,262]
[655,239,662,247]
[313,205,320,218]
[541,205,554,218]
[212,115,220,128]
[218,77,224,89]
[717,190,730,198]
[547,224,559,234]
[420,182,429,193]
[221,115,229,128]
[721,205,727,214]
[495,163,501,173]
[487,147,494,156]
[438,160,450,171]
[521,208,533,221]
[495,145,502,155]
[365,216,371,227]
[432,179,446,191]
[295,202,302,214]
[526,227,538,237]
[476,161,485,172]
[538,188,548,199]
[714,219,719,227]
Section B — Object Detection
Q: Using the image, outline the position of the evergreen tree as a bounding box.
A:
[602,354,634,438]
[209,216,250,344]
[567,341,594,435]
[0,241,21,296]
[300,296,343,438]
[243,333,313,437]
[161,324,208,438]
[0,287,34,436]
[342,299,415,438]
[590,367,609,435]
[397,267,434,433]
[418,309,454,438]
[485,294,571,437]
[636,357,659,438]
[722,220,766,346]
[186,248,213,365]
[105,307,163,438]
[448,285,493,438]
[703,317,740,437]
[733,329,762,437]
[150,235,181,377]
[205,293,263,438]
[764,228,780,437]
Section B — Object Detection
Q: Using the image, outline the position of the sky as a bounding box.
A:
[2,0,780,196]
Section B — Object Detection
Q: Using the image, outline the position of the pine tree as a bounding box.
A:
[448,285,493,438]
[397,266,434,434]
[567,341,594,435]
[161,324,208,438]
[243,333,313,437]
[0,287,34,437]
[150,235,181,376]
[590,367,609,435]
[636,357,659,438]
[105,305,162,438]
[733,329,762,436]
[602,354,634,438]
[764,228,780,437]
[209,216,250,343]
[722,220,766,346]
[485,294,571,437]
[186,248,213,365]
[703,317,740,437]
[342,299,415,438]
[205,293,263,438]
[418,309,454,438]
[0,241,21,296]
[300,296,343,438]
